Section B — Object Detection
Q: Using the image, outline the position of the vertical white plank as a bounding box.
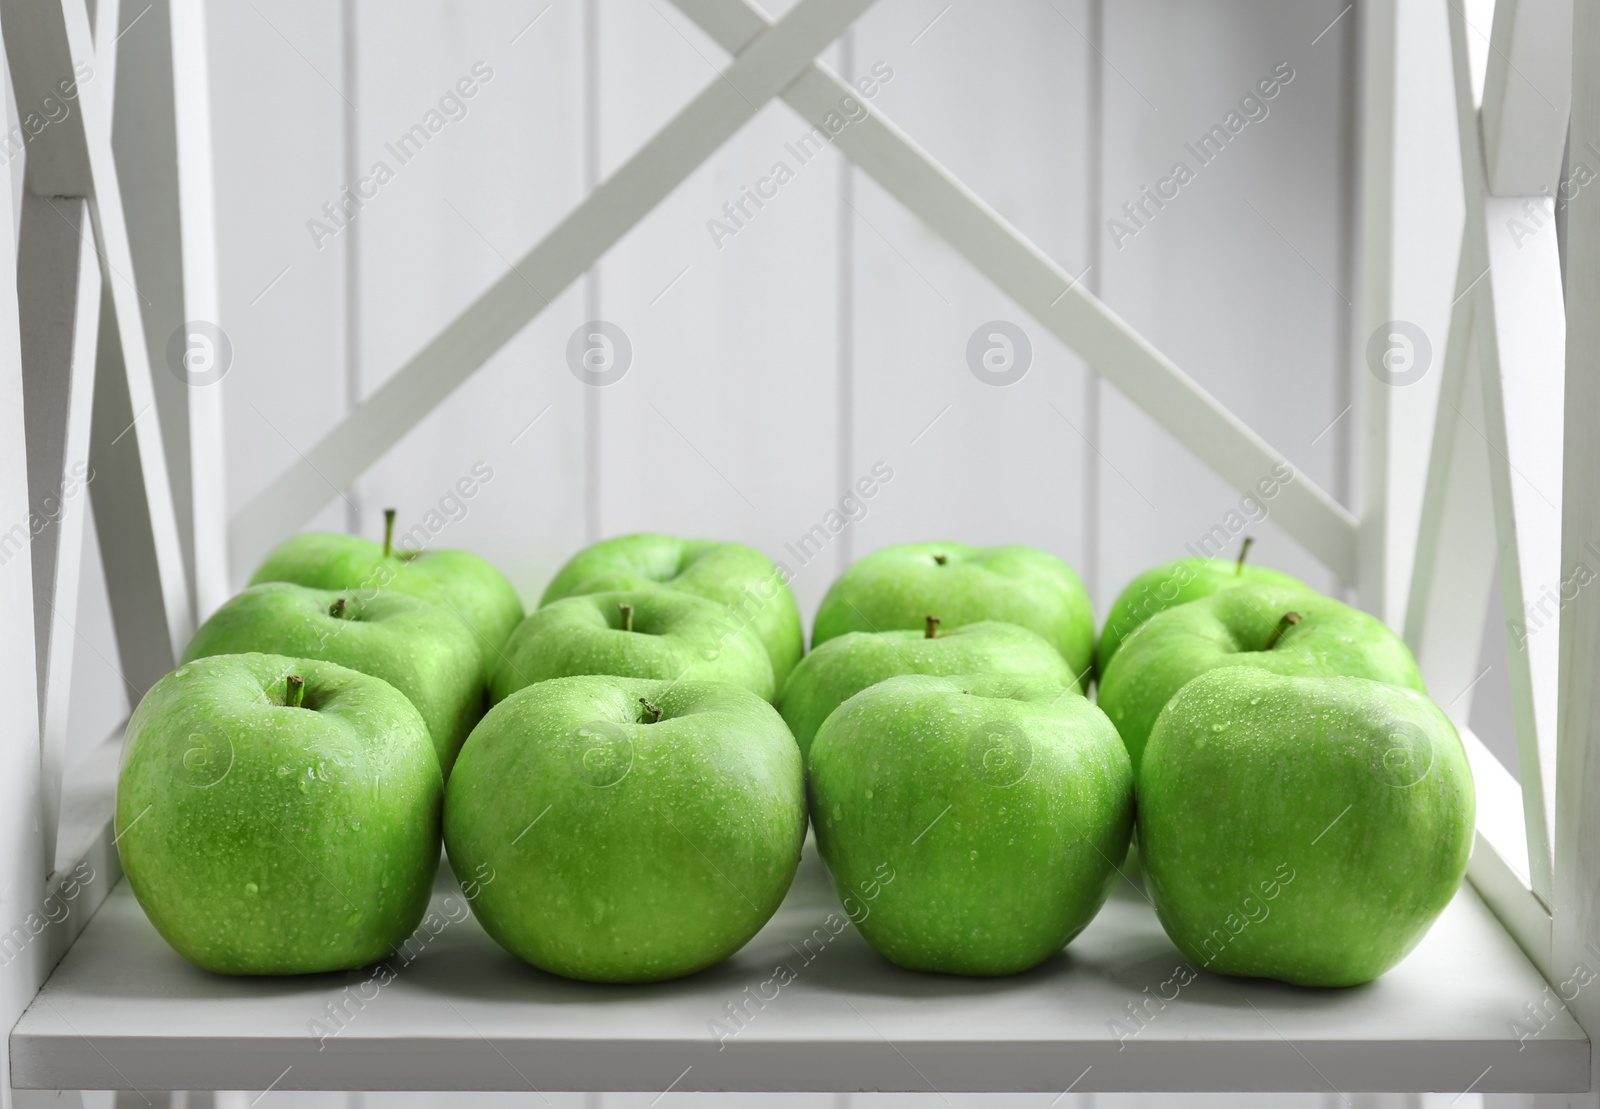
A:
[1553,0,1600,1089]
[847,0,1092,615]
[1376,0,1467,624]
[169,0,228,619]
[0,36,48,1109]
[1096,0,1351,608]
[348,0,587,605]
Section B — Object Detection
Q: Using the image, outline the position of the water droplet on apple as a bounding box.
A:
[1211,723,1226,732]
[245,882,258,896]
[865,789,873,799]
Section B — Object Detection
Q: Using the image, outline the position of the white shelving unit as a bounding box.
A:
[2,0,1597,1102]
[8,845,1589,1096]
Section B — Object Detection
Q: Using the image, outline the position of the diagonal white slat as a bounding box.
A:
[0,0,194,685]
[1440,0,1561,900]
[1479,192,1564,901]
[1403,241,1497,728]
[20,0,124,872]
[17,194,103,874]
[1479,0,1571,196]
[674,0,1360,583]
[227,0,879,578]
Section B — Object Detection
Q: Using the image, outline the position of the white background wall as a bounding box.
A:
[43,1,1528,1103]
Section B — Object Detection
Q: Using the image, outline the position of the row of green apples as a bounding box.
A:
[115,526,1473,988]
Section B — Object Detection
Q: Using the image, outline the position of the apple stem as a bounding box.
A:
[925,615,940,638]
[618,602,634,632]
[285,674,306,708]
[933,553,948,566]
[329,597,348,619]
[1236,536,1255,575]
[383,508,396,559]
[1262,611,1302,651]
[638,697,662,724]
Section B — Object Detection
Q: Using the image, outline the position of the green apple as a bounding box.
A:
[1097,583,1424,772]
[444,675,805,982]
[116,653,442,974]
[540,533,804,689]
[183,583,482,775]
[250,510,524,671]
[490,589,775,704]
[812,542,1095,681]
[808,674,1133,975]
[1139,667,1473,986]
[779,619,1079,757]
[1097,555,1306,674]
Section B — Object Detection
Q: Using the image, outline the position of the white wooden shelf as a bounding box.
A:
[10,844,1587,1096]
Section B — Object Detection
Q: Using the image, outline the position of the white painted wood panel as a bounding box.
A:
[589,0,846,624]
[346,0,588,608]
[208,0,357,571]
[1094,0,1354,610]
[847,0,1094,618]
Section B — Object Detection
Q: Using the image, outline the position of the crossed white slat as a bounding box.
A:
[677,0,1360,582]
[12,0,130,871]
[231,0,1360,585]
[1,0,194,690]
[1406,0,1568,905]
[229,0,881,576]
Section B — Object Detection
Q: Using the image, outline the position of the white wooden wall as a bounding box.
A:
[37,1,1519,1104]
[57,0,1520,777]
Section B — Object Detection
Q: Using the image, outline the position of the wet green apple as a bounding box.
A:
[1097,555,1306,674]
[779,619,1078,757]
[490,589,775,704]
[444,675,805,982]
[1139,667,1474,986]
[250,510,523,671]
[812,542,1095,681]
[116,653,442,974]
[540,533,804,688]
[183,583,482,774]
[808,674,1133,975]
[1097,583,1424,772]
